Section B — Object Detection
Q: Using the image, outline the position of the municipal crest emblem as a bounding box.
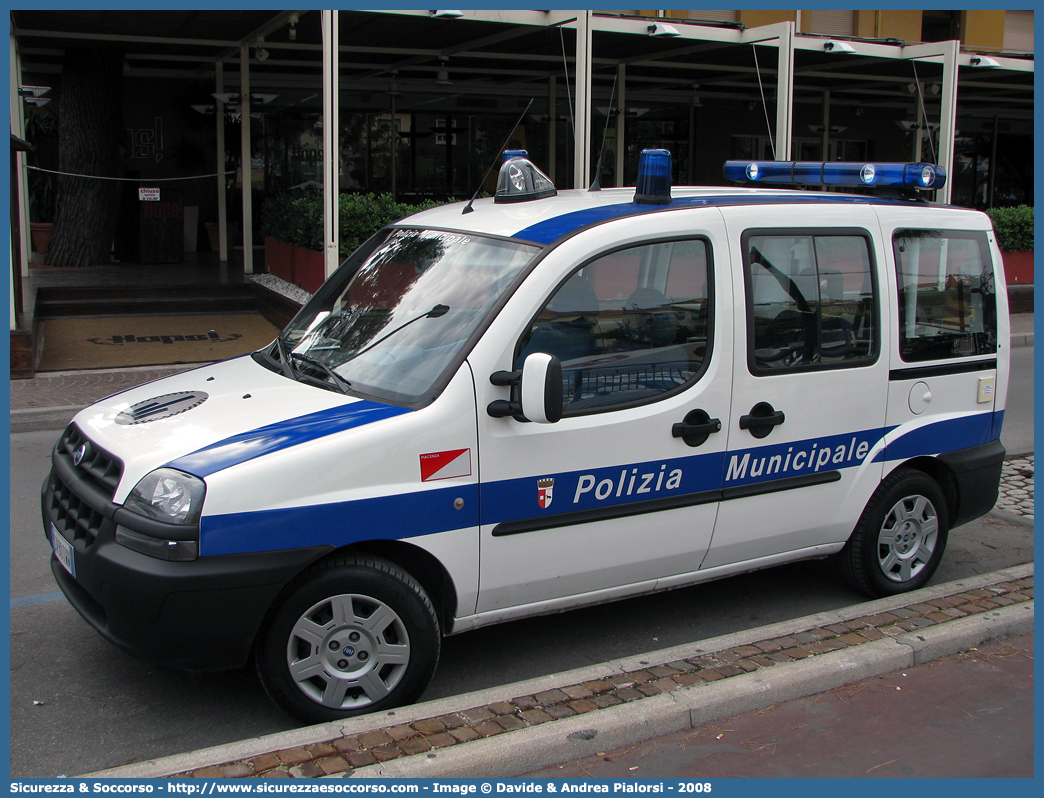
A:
[537,477,554,509]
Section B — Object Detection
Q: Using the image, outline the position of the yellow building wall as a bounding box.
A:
[850,10,922,41]
[961,10,1006,49]
[737,10,797,28]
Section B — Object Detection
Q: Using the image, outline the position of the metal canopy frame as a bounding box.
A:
[9,8,1033,289]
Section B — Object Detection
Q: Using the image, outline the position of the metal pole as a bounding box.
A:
[390,94,396,201]
[573,10,592,189]
[987,115,998,207]
[774,21,795,161]
[820,90,830,161]
[322,10,339,279]
[547,75,556,183]
[616,64,626,186]
[687,105,696,185]
[11,32,30,282]
[215,61,228,262]
[239,44,253,274]
[937,40,959,204]
[913,82,924,163]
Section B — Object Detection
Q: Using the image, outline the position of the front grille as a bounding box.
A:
[49,472,115,548]
[57,425,123,498]
[47,425,124,548]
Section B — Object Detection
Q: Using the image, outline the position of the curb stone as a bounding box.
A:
[350,603,1033,779]
[84,563,1033,779]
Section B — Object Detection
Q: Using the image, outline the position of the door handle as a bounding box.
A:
[672,409,722,447]
[739,401,785,439]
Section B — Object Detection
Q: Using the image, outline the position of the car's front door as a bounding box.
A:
[469,214,734,616]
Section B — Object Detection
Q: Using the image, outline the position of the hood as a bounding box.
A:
[74,356,410,502]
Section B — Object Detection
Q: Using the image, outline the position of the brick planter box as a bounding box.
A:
[1001,250,1033,285]
[264,237,327,294]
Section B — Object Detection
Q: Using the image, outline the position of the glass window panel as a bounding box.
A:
[517,240,711,413]
[893,230,997,361]
[746,233,876,372]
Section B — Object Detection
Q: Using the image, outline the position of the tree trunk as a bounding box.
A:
[48,48,124,267]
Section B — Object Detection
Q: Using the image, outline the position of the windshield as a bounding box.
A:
[275,228,539,405]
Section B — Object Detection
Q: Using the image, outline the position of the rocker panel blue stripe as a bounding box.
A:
[876,411,1000,462]
[193,413,1001,556]
[200,483,478,556]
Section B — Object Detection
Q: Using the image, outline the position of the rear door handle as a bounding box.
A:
[739,401,785,439]
[672,409,722,447]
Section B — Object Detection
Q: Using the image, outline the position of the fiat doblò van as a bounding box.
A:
[44,151,1008,722]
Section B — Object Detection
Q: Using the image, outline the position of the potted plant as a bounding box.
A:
[24,104,58,255]
[986,205,1034,285]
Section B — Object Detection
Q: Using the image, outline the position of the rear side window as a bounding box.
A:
[893,230,997,362]
[743,230,877,373]
[516,238,712,414]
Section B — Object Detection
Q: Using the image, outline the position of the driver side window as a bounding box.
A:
[744,231,877,374]
[516,238,712,414]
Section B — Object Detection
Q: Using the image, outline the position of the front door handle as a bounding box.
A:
[739,401,786,439]
[672,409,722,447]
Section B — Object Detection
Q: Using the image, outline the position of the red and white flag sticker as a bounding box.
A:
[419,449,472,482]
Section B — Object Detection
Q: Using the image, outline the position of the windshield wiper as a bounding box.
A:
[289,352,353,395]
[342,304,450,364]
[272,334,297,381]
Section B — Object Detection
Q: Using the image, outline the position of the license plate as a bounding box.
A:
[50,524,75,578]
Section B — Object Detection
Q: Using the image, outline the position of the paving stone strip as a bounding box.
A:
[997,454,1034,519]
[175,574,1033,779]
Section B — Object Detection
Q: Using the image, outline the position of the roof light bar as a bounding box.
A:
[494,155,557,204]
[502,149,529,163]
[634,149,673,205]
[722,160,947,191]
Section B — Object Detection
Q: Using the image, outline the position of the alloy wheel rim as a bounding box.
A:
[286,593,411,709]
[876,494,939,583]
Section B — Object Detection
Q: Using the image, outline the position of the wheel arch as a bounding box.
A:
[325,540,459,634]
[886,456,959,527]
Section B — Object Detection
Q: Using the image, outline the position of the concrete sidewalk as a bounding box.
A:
[86,563,1033,779]
[528,633,1034,778]
[10,314,1035,434]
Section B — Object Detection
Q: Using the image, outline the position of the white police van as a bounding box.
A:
[43,150,1008,723]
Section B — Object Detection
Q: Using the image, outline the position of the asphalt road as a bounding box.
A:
[8,347,1034,777]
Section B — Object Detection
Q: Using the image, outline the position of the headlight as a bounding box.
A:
[124,468,206,525]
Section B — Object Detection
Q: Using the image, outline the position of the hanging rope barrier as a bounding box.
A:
[26,165,238,182]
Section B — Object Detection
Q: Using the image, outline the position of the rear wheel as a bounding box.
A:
[840,468,949,597]
[256,556,440,723]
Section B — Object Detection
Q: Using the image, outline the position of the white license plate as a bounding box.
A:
[50,524,75,578]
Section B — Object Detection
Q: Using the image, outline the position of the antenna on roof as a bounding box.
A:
[463,98,534,214]
[589,74,618,192]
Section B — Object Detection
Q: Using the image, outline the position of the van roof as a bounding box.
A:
[398,185,936,247]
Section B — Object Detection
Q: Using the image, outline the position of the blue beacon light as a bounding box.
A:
[722,160,947,191]
[634,149,673,205]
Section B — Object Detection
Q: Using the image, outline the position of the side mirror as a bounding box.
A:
[487,352,563,423]
[520,352,563,423]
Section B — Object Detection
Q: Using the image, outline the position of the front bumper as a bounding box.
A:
[41,429,332,671]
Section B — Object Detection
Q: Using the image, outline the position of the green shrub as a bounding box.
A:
[261,191,448,255]
[986,205,1034,252]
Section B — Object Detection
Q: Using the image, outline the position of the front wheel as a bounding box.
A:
[256,556,440,724]
[839,468,949,597]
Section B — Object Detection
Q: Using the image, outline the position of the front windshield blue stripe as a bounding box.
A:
[166,401,411,477]
[514,193,906,245]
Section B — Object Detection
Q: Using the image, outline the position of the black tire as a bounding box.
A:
[255,556,440,724]
[839,468,949,598]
